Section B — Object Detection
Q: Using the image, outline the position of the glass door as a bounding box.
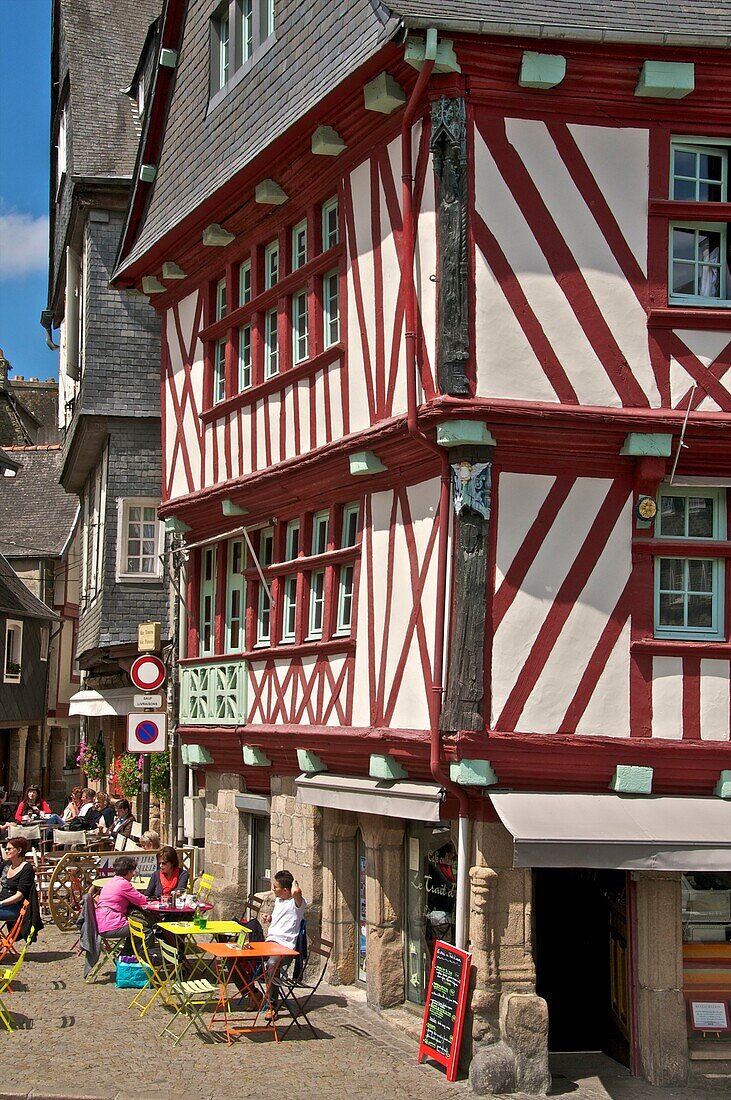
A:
[405,823,457,1005]
[357,829,367,981]
[248,813,271,895]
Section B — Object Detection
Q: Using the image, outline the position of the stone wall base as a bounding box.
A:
[470,993,550,1096]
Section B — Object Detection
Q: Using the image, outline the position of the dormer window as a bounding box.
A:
[210,0,276,100]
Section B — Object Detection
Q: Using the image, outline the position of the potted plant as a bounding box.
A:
[76,740,105,784]
[115,752,143,799]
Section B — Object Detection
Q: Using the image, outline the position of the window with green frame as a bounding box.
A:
[200,547,217,655]
[225,538,247,653]
[654,486,726,641]
[668,139,731,307]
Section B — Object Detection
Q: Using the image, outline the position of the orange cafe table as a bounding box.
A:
[203,941,298,1044]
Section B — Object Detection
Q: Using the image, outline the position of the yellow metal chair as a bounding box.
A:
[127,917,174,1017]
[0,927,34,1033]
[193,873,214,902]
[158,939,225,1046]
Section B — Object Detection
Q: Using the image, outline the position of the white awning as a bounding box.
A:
[295,773,445,822]
[68,688,136,717]
[235,792,270,815]
[490,791,731,872]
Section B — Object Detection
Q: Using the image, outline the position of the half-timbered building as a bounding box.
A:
[114,1,731,1089]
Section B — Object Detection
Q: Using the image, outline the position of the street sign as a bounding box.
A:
[133,693,163,710]
[130,654,166,691]
[127,711,167,753]
[138,621,161,652]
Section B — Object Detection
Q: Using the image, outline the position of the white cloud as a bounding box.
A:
[0,212,49,279]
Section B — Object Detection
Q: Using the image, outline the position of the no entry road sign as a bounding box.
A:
[127,711,167,753]
[130,654,166,691]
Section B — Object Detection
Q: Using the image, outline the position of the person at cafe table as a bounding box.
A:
[95,855,148,934]
[14,785,64,826]
[100,799,135,845]
[261,870,306,1020]
[145,845,188,900]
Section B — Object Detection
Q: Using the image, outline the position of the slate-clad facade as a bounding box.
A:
[114,1,731,1091]
[47,0,168,794]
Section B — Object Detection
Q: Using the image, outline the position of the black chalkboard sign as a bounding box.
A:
[418,941,471,1081]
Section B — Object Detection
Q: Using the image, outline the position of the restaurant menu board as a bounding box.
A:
[418,940,472,1082]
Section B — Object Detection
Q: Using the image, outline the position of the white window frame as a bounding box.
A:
[282,574,298,642]
[116,497,163,581]
[264,308,279,377]
[292,288,309,364]
[341,502,360,549]
[214,337,227,403]
[307,570,325,639]
[292,220,308,271]
[217,6,230,90]
[653,486,726,641]
[3,620,22,684]
[39,624,50,662]
[285,519,300,561]
[335,502,359,636]
[242,0,254,62]
[323,268,340,347]
[239,260,251,306]
[264,240,279,289]
[311,510,329,556]
[238,324,252,391]
[215,276,227,320]
[322,196,339,249]
[56,105,67,196]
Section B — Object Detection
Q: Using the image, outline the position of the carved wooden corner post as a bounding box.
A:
[441,447,493,732]
[431,96,470,396]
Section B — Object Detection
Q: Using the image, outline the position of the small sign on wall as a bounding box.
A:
[691,1001,730,1031]
[138,621,161,652]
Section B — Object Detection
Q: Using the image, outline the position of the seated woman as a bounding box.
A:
[14,785,64,826]
[0,837,43,940]
[103,800,135,846]
[145,846,189,899]
[62,786,83,823]
[87,792,115,830]
[95,855,148,934]
[139,830,160,852]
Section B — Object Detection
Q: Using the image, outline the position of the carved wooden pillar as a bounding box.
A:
[431,96,470,396]
[441,447,492,732]
[469,865,501,1047]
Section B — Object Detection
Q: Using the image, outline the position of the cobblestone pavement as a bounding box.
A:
[1,927,730,1099]
[0,925,468,1100]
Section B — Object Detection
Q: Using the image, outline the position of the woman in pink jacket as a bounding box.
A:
[95,856,147,934]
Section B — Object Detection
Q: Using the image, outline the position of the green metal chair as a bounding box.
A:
[128,917,174,1017]
[158,938,226,1046]
[0,926,34,1032]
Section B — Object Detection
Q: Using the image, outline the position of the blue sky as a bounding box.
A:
[0,0,56,382]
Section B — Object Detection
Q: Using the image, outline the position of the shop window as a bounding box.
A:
[681,872,731,1041]
[406,824,457,1005]
[654,487,726,640]
[3,620,22,684]
[249,812,271,895]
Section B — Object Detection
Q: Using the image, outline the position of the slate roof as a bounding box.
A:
[0,449,19,473]
[117,0,730,276]
[0,555,58,621]
[0,447,79,560]
[60,0,162,179]
[389,2,731,42]
[118,0,400,273]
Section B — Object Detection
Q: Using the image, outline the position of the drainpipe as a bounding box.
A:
[401,28,471,951]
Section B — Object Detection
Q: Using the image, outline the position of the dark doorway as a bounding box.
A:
[534,868,631,1067]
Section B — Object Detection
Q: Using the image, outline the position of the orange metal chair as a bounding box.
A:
[0,899,30,965]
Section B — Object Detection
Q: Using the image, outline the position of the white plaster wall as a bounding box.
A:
[491,476,614,722]
[346,159,375,434]
[700,658,730,741]
[651,656,684,740]
[568,123,649,273]
[505,119,659,407]
[165,296,202,500]
[576,619,631,737]
[673,329,731,412]
[516,492,633,733]
[474,129,619,408]
[413,132,437,398]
